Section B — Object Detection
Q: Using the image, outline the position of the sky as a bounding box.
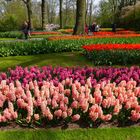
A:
[35,0,101,6]
[94,0,101,5]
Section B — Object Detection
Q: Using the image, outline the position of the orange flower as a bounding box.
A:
[48,34,140,41]
[31,31,61,35]
[82,44,140,51]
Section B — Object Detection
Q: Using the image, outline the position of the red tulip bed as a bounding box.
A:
[48,34,140,41]
[31,31,61,35]
[0,66,140,127]
[82,44,140,65]
[82,44,140,51]
[59,29,135,35]
[93,30,136,36]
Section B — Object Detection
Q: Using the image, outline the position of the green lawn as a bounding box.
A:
[0,127,139,140]
[0,51,138,72]
[0,38,15,41]
[30,34,64,38]
[0,52,93,71]
[101,28,124,31]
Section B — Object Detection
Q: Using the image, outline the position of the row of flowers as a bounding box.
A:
[59,29,73,34]
[0,77,140,126]
[93,31,136,35]
[48,34,140,41]
[31,31,61,35]
[30,30,136,36]
[82,44,140,51]
[1,66,140,88]
[58,29,135,35]
[82,43,140,65]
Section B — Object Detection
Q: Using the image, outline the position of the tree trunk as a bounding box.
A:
[65,0,68,26]
[85,0,89,25]
[41,0,46,30]
[59,0,63,29]
[89,0,93,25]
[22,0,32,27]
[73,0,86,35]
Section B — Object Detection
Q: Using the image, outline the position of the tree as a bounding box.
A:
[85,0,90,24]
[0,0,27,31]
[41,0,46,30]
[22,0,32,27]
[63,0,76,27]
[73,0,86,35]
[59,0,63,28]
[89,0,94,25]
[46,0,58,24]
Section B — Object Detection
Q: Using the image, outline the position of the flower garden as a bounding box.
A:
[0,29,140,139]
[0,65,140,126]
[1,29,140,139]
[2,0,140,138]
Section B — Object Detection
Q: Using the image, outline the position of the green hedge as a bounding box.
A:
[0,39,81,57]
[83,50,140,65]
[0,37,140,57]
[0,31,23,39]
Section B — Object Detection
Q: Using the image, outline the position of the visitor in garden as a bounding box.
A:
[27,20,31,37]
[112,23,116,32]
[85,24,89,34]
[95,24,100,32]
[88,22,96,32]
[22,21,29,39]
[92,22,96,32]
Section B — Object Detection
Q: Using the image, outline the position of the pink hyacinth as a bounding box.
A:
[72,114,80,122]
[101,114,112,121]
[34,114,40,121]
[64,89,71,96]
[54,109,62,118]
[71,101,78,109]
[130,110,140,121]
[48,113,53,120]
[26,116,31,123]
[67,108,73,116]
[89,112,98,121]
[62,111,67,119]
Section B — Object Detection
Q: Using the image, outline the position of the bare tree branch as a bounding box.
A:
[22,0,27,4]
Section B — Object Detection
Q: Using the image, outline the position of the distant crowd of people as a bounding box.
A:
[85,22,117,34]
[85,22,100,34]
[21,20,117,39]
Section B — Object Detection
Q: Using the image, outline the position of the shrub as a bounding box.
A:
[0,31,23,39]
[0,38,140,57]
[82,44,140,65]
[0,15,19,32]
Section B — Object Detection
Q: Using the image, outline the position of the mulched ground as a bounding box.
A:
[1,120,140,131]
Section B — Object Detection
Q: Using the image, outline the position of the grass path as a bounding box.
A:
[0,127,140,140]
[0,51,137,72]
[0,52,93,71]
[0,38,15,41]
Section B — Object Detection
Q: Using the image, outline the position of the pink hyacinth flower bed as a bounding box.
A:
[0,66,140,127]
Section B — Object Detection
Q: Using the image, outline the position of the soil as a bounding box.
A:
[1,120,140,131]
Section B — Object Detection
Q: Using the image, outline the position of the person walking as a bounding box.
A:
[22,21,29,39]
[112,23,116,32]
[22,21,30,39]
[27,20,31,38]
